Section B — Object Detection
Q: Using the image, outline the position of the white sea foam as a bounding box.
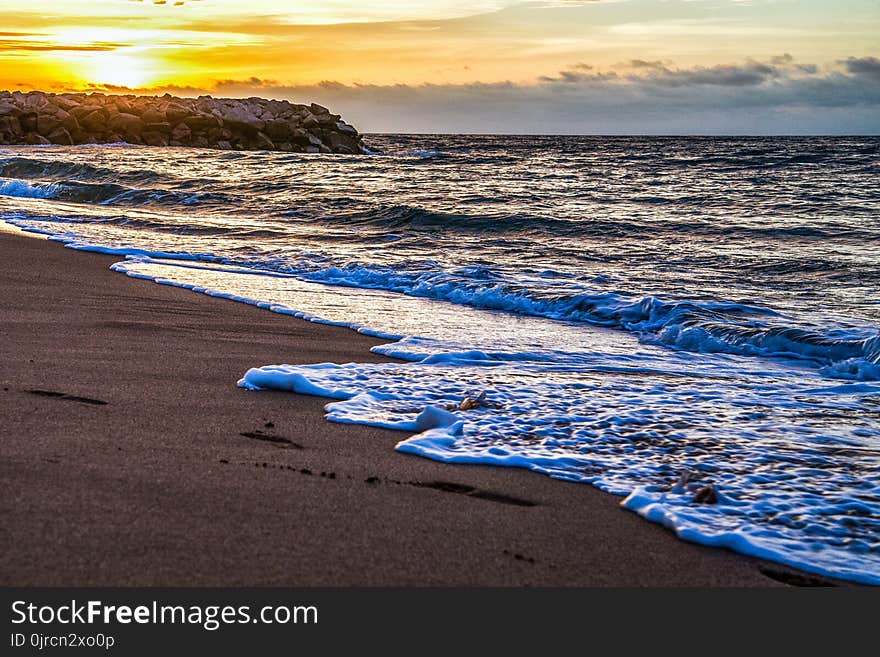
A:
[0,178,59,199]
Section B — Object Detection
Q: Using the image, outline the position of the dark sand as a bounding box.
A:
[0,229,831,586]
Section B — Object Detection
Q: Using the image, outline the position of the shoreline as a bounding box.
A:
[0,229,841,586]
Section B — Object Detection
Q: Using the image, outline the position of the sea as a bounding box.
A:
[1,135,878,585]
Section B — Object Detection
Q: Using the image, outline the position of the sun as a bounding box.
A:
[84,51,156,89]
[49,27,160,90]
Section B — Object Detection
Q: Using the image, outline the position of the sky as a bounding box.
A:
[0,0,878,134]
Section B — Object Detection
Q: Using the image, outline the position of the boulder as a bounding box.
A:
[36,114,60,135]
[70,104,103,120]
[262,119,291,140]
[144,122,172,135]
[25,133,51,145]
[183,113,221,131]
[142,131,169,147]
[335,121,358,136]
[195,96,216,113]
[0,114,22,140]
[308,134,325,148]
[25,94,47,109]
[164,103,190,123]
[18,111,38,132]
[108,112,144,135]
[170,123,192,142]
[325,131,359,154]
[252,131,276,150]
[80,110,107,131]
[47,127,74,146]
[141,108,166,124]
[53,96,81,111]
[290,128,312,145]
[221,104,264,134]
[317,113,341,127]
[0,90,367,153]
[53,109,78,132]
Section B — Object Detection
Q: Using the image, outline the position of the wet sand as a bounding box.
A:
[0,229,831,586]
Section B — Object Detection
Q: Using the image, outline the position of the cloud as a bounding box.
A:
[0,40,127,52]
[628,59,666,70]
[543,60,784,87]
[73,55,880,135]
[644,62,780,87]
[624,56,819,88]
[535,55,844,91]
[841,56,880,83]
[214,77,277,89]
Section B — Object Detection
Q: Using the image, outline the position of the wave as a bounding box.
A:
[310,203,876,242]
[654,322,879,373]
[0,176,230,207]
[295,262,879,377]
[0,209,282,239]
[0,179,59,199]
[0,156,163,185]
[408,150,442,158]
[316,204,582,235]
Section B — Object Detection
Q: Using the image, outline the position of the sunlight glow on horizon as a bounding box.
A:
[41,25,259,89]
[0,1,877,134]
[83,51,157,89]
[1,1,876,94]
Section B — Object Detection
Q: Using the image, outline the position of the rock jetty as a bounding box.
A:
[0,90,366,154]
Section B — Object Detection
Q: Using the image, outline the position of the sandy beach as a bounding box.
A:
[0,228,840,586]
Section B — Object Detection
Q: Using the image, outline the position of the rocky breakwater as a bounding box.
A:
[0,90,366,154]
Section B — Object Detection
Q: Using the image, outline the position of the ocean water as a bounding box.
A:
[1,136,878,584]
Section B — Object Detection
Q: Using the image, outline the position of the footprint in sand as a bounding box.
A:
[240,430,303,449]
[27,389,107,406]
